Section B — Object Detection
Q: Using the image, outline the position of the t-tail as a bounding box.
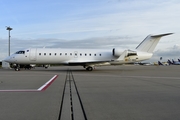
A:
[136,33,173,53]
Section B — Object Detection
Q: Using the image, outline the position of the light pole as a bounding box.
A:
[6,26,13,56]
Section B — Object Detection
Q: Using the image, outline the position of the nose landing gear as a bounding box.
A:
[12,64,32,71]
[14,64,20,71]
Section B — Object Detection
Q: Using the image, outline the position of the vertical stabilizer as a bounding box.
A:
[158,61,163,66]
[167,59,173,64]
[136,33,173,53]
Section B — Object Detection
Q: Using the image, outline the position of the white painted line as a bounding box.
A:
[0,75,58,92]
[38,75,58,91]
[0,89,38,92]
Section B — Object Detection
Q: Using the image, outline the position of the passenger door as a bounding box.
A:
[29,48,37,61]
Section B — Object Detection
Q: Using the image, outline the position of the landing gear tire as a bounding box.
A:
[14,68,20,71]
[86,67,93,71]
[14,64,20,71]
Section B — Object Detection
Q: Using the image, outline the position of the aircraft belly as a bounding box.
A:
[36,57,70,64]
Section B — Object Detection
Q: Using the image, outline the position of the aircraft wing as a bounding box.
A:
[68,60,111,66]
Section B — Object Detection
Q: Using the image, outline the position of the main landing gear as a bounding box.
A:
[85,66,94,71]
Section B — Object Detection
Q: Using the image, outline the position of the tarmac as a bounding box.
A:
[0,65,180,120]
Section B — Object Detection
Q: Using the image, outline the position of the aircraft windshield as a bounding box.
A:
[15,51,25,54]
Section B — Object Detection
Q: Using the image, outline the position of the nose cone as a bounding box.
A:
[4,56,12,63]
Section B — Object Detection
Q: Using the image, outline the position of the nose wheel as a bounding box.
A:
[15,68,20,71]
[14,64,20,71]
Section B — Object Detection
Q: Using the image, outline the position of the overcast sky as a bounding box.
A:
[0,0,180,62]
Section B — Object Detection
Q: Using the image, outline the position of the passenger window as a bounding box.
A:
[60,53,62,55]
[94,54,96,56]
[44,53,46,55]
[100,54,101,56]
[80,53,82,56]
[65,53,67,55]
[70,53,72,55]
[55,53,56,55]
[39,53,41,55]
[49,53,51,55]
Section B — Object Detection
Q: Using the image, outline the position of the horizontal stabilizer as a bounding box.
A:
[151,33,173,37]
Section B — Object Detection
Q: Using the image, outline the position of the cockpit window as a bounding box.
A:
[15,51,25,54]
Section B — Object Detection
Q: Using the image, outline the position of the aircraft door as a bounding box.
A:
[29,48,37,61]
[74,51,78,58]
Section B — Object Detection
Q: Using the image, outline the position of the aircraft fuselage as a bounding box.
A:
[4,33,173,71]
[5,48,152,65]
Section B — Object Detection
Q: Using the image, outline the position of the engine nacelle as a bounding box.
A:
[113,48,137,57]
[126,50,137,57]
[112,48,122,57]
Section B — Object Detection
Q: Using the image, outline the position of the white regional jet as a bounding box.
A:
[4,33,173,71]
